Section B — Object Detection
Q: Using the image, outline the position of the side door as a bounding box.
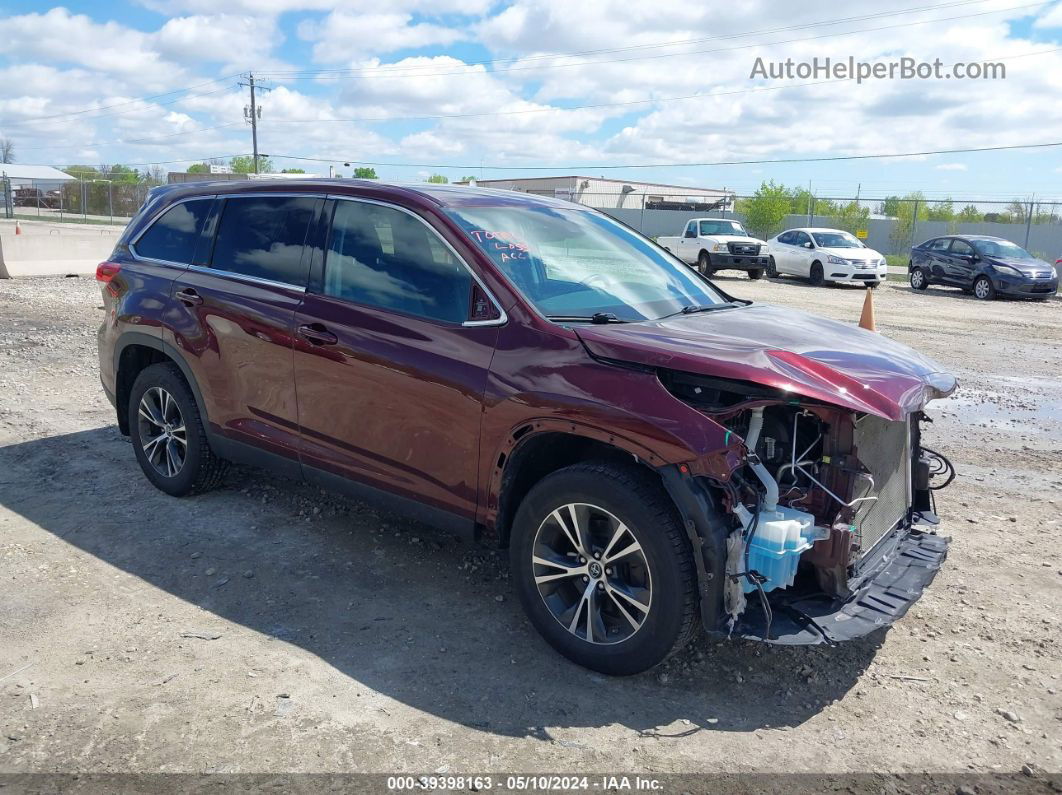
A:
[773,231,794,273]
[679,219,698,262]
[922,237,953,282]
[946,238,978,285]
[293,197,502,525]
[791,231,813,276]
[167,193,321,471]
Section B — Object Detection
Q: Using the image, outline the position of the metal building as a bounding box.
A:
[456,175,732,211]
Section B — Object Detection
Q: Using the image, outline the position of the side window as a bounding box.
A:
[685,221,696,237]
[210,196,316,286]
[927,238,952,252]
[777,231,793,244]
[793,231,810,246]
[134,199,212,264]
[949,239,974,256]
[323,201,473,324]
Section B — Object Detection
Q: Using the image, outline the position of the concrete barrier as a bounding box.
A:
[0,226,122,278]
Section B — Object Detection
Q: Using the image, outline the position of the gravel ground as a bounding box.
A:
[0,273,1059,780]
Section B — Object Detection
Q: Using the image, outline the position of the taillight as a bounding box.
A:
[96,262,120,282]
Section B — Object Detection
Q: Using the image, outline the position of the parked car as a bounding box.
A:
[909,235,1058,301]
[97,180,955,675]
[766,228,887,287]
[657,218,770,278]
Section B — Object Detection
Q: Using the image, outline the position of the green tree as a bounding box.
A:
[1005,200,1028,224]
[878,196,901,217]
[461,174,477,183]
[831,200,870,234]
[229,155,273,174]
[352,167,378,179]
[925,199,954,222]
[957,205,982,222]
[889,191,929,253]
[280,168,306,174]
[102,164,140,185]
[426,174,449,184]
[0,137,14,164]
[737,180,791,238]
[187,163,211,173]
[65,164,99,179]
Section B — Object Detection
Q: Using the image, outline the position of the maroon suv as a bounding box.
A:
[97,180,956,675]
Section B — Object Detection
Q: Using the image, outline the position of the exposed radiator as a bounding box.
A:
[852,415,911,556]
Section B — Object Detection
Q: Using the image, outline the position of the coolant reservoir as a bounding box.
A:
[742,506,817,593]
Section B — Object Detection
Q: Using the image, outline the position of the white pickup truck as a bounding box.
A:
[657,218,770,279]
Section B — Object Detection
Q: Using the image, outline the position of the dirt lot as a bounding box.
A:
[1,273,1059,780]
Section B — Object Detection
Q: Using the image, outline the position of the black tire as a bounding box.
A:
[747,268,764,280]
[766,256,778,278]
[909,266,928,291]
[809,261,825,286]
[509,462,699,676]
[697,250,711,275]
[973,275,996,301]
[128,362,226,497]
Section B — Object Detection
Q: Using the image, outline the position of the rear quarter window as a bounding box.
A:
[134,199,213,264]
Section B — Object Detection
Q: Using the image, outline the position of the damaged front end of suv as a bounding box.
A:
[576,305,957,647]
[667,373,953,644]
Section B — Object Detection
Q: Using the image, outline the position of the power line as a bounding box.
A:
[17,154,251,169]
[256,1,1047,82]
[267,140,1062,172]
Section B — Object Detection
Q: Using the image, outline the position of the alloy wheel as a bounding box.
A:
[974,277,992,300]
[137,387,187,478]
[910,269,925,289]
[532,503,652,645]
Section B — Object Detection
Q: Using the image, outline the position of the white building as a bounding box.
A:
[458,175,732,211]
[0,164,75,191]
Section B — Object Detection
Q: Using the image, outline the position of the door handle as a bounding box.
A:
[176,288,203,306]
[298,323,338,346]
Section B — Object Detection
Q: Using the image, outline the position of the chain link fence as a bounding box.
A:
[3,174,158,225]
[516,189,1062,262]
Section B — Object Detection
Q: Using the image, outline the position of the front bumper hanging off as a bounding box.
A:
[732,525,949,645]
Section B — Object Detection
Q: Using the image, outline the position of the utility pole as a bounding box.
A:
[239,72,266,174]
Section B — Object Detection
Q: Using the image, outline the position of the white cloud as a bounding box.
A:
[935,163,968,171]
[1033,3,1062,28]
[299,12,465,59]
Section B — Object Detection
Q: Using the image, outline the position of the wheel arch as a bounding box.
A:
[486,421,668,549]
[113,333,208,436]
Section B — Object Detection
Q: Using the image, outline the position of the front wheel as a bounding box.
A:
[909,267,928,290]
[809,261,825,286]
[766,256,778,278]
[973,275,996,301]
[747,268,764,280]
[697,250,712,275]
[510,462,699,675]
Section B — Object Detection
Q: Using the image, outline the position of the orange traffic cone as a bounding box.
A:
[858,285,876,332]
[14,220,21,235]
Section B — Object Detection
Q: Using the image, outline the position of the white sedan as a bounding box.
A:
[767,227,888,287]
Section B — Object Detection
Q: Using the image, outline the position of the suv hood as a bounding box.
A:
[575,303,955,421]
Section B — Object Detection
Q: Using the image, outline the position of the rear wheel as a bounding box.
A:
[747,268,764,280]
[128,363,226,497]
[510,462,699,675]
[697,250,712,275]
[766,256,778,278]
[973,275,996,301]
[809,261,825,286]
[909,267,928,290]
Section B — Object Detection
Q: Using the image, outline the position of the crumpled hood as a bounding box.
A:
[575,303,956,420]
[988,256,1054,274]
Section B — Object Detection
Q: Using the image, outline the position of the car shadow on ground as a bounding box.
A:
[0,427,885,739]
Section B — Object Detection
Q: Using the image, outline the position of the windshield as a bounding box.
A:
[445,205,729,322]
[972,239,1033,259]
[699,220,747,236]
[811,231,863,248]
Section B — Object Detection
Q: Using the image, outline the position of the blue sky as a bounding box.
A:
[1,0,1061,207]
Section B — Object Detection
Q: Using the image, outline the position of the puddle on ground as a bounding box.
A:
[932,389,1062,442]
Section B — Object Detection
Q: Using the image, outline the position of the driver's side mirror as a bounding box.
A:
[804,241,814,249]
